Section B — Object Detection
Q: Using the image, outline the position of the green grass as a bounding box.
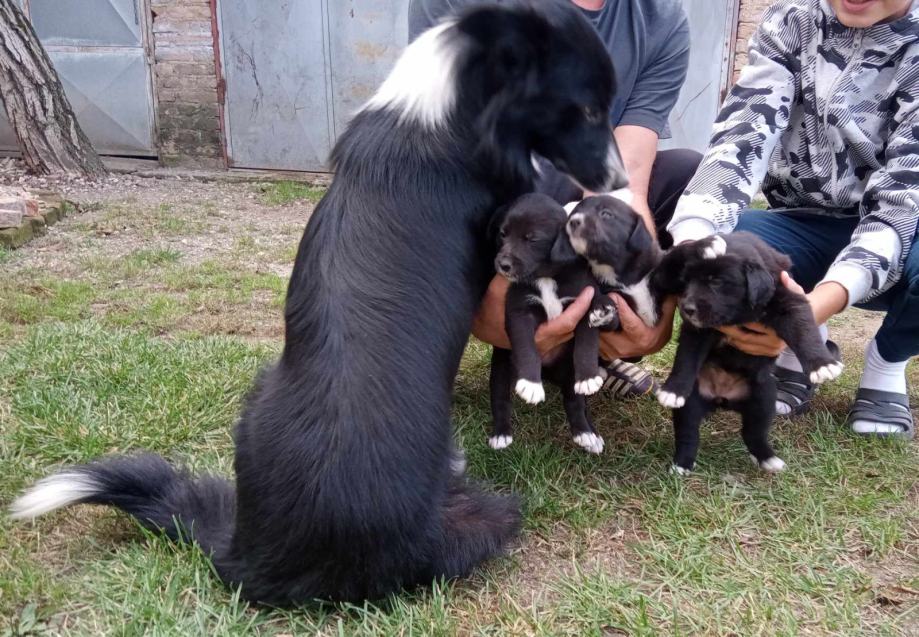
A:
[257,181,327,206]
[0,196,916,635]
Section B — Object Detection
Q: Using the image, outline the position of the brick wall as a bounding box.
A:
[150,0,224,167]
[733,0,773,82]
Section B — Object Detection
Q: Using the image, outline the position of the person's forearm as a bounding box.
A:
[808,281,849,325]
[613,125,659,234]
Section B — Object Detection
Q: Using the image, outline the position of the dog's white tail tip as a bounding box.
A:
[9,472,100,520]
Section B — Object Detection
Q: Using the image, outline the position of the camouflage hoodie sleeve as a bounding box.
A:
[667,4,799,244]
[821,112,919,305]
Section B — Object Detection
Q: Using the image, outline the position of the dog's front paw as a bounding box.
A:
[701,235,727,260]
[656,389,686,409]
[488,435,513,450]
[573,432,604,454]
[574,375,604,396]
[751,454,786,473]
[515,379,545,404]
[808,361,844,385]
[669,463,692,476]
[588,305,619,329]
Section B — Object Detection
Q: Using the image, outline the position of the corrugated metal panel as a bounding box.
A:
[219,0,332,171]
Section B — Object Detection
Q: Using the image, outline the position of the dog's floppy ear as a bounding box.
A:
[486,204,509,246]
[744,261,776,310]
[550,230,579,265]
[460,6,549,190]
[627,214,653,254]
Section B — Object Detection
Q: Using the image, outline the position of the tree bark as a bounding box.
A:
[0,0,107,178]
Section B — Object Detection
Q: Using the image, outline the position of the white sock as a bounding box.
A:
[775,324,829,415]
[851,339,910,435]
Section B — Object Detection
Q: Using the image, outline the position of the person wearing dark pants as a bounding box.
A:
[733,210,918,436]
[668,0,919,438]
[410,0,702,398]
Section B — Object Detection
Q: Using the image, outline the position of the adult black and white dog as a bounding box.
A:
[654,233,843,474]
[9,1,628,605]
[489,193,616,454]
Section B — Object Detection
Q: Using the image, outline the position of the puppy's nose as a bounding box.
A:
[568,214,583,232]
[497,259,513,274]
[681,300,697,316]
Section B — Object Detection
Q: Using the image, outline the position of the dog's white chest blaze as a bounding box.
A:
[621,276,658,327]
[697,365,751,402]
[532,278,564,320]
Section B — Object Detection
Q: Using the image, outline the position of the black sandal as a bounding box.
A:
[773,340,841,417]
[846,388,915,439]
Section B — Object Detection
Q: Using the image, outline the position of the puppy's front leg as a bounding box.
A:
[657,325,718,409]
[765,289,843,385]
[488,348,515,449]
[588,294,620,331]
[506,310,545,404]
[572,317,603,396]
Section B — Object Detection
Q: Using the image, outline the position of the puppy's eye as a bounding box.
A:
[525,232,536,242]
[599,208,612,219]
[499,229,507,239]
[583,105,604,125]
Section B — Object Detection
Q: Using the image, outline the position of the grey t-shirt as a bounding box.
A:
[408,0,690,138]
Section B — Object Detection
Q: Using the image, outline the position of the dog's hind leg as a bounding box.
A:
[671,390,711,474]
[427,479,521,580]
[488,348,515,450]
[561,382,604,454]
[740,372,785,473]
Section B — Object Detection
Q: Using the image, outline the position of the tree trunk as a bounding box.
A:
[0,0,107,178]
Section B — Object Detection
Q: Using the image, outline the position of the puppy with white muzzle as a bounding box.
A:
[489,193,617,454]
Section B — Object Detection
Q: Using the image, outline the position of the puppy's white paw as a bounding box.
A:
[751,455,786,473]
[573,432,604,454]
[809,362,844,385]
[515,379,545,404]
[656,389,686,409]
[574,375,604,396]
[588,306,617,328]
[669,464,692,476]
[488,435,513,450]
[702,235,727,260]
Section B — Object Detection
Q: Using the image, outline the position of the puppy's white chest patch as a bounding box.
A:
[698,365,750,402]
[621,276,658,327]
[533,277,564,320]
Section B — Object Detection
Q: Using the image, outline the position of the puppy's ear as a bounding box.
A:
[486,205,509,246]
[744,262,776,309]
[550,231,579,265]
[627,214,653,254]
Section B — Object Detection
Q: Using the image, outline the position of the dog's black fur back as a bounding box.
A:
[11,0,625,605]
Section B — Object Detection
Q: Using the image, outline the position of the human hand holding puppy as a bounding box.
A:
[472,275,674,359]
[718,273,848,356]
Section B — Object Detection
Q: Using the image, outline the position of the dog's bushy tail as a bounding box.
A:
[9,454,235,557]
[432,477,521,579]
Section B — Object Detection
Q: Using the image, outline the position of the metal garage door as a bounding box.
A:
[218,0,736,171]
[0,0,156,156]
[662,0,740,152]
[218,0,410,171]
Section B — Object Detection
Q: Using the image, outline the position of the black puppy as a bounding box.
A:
[490,193,616,454]
[654,233,844,474]
[565,195,664,329]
